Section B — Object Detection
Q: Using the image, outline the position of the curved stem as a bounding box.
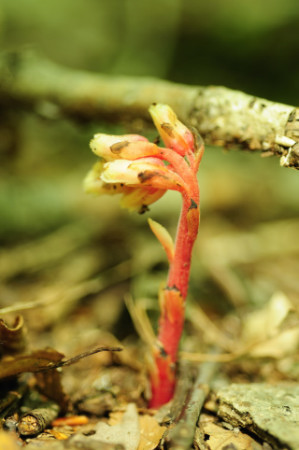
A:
[149,179,199,408]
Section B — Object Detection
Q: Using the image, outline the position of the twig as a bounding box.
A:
[0,346,123,379]
[0,382,27,417]
[47,346,123,369]
[0,51,298,168]
[163,358,219,449]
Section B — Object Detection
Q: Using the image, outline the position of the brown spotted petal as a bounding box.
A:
[90,133,153,161]
[84,160,165,212]
[101,158,187,192]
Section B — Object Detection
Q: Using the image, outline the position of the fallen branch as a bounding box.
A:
[0,51,298,169]
[158,358,219,449]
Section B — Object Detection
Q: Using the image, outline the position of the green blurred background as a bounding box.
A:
[1,0,299,100]
[0,0,299,326]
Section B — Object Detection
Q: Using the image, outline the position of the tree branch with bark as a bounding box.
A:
[0,50,298,169]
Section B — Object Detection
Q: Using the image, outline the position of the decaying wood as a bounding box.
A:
[158,358,219,449]
[0,51,298,169]
[18,403,60,436]
[216,383,299,450]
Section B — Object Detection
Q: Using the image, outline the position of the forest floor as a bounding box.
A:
[0,115,299,449]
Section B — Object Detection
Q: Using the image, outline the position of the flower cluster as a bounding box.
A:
[84,104,203,214]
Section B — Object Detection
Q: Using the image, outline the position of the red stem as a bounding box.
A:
[149,177,199,408]
[167,190,199,298]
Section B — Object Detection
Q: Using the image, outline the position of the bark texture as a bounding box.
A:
[1,50,298,169]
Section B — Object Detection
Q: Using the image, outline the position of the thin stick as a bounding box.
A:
[0,346,123,379]
[164,358,219,449]
[48,346,123,369]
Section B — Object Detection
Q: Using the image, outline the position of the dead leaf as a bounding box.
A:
[0,348,64,379]
[200,421,261,450]
[92,403,140,449]
[0,315,26,354]
[35,367,69,413]
[138,414,166,450]
[109,409,166,449]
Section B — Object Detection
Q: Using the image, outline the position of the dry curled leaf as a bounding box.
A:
[0,348,64,379]
[0,315,26,354]
[109,408,166,450]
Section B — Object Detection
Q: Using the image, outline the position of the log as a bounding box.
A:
[0,51,298,169]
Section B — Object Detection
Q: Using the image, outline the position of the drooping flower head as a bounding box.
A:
[84,104,203,213]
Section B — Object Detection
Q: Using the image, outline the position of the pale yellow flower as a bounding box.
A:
[84,160,165,213]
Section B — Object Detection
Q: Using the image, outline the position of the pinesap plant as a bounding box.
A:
[84,104,204,407]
